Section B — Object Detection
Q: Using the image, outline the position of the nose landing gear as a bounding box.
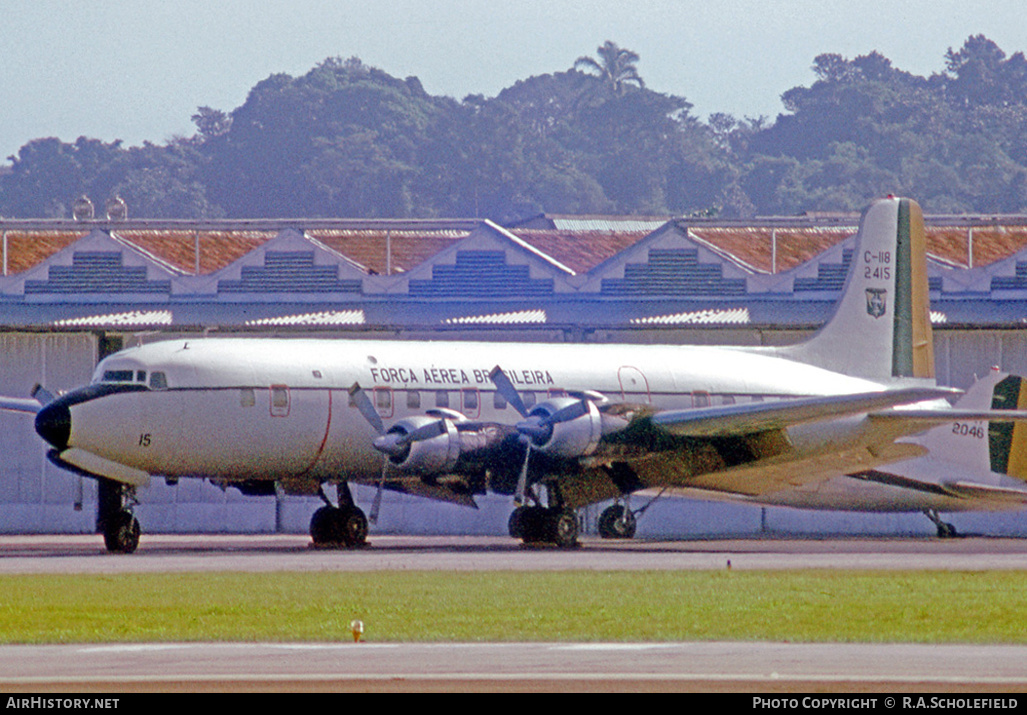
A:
[100,482,140,554]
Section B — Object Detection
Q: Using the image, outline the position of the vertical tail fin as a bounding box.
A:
[987,373,1027,480]
[915,369,1027,481]
[917,369,1005,473]
[778,197,934,380]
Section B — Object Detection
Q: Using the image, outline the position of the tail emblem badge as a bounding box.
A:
[865,288,887,318]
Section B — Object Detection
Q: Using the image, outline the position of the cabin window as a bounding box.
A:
[373,387,394,418]
[240,388,255,407]
[493,391,507,410]
[522,392,536,408]
[692,391,711,408]
[462,388,480,418]
[406,390,421,409]
[149,372,168,390]
[270,386,290,417]
[721,395,736,406]
[435,390,450,409]
[102,370,134,383]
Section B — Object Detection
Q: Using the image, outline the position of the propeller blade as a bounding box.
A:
[489,366,529,417]
[31,384,55,406]
[547,399,590,425]
[400,418,448,445]
[348,383,384,434]
[514,441,532,506]
[369,460,388,525]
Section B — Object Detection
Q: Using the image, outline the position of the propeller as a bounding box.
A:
[488,367,534,504]
[348,383,455,523]
[490,366,608,505]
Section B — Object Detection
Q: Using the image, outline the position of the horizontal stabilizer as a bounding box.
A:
[651,387,956,438]
[870,408,1027,424]
[941,481,1027,506]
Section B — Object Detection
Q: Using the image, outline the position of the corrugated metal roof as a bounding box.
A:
[546,217,671,232]
[1,231,87,274]
[507,229,649,273]
[115,230,274,275]
[507,214,671,232]
[309,229,470,275]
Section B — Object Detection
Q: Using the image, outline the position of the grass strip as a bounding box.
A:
[1,570,1025,644]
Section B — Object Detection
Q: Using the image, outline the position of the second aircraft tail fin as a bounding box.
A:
[914,369,1027,481]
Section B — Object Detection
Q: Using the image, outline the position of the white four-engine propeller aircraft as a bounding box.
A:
[4,196,1027,552]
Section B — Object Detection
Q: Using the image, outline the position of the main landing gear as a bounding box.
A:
[100,482,140,554]
[924,509,959,538]
[508,482,580,549]
[310,483,369,549]
[509,505,580,548]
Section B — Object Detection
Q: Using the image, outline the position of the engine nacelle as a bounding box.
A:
[526,397,603,459]
[384,416,461,474]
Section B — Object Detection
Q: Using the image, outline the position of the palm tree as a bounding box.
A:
[574,41,646,95]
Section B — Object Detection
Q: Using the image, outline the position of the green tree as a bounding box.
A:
[573,41,646,95]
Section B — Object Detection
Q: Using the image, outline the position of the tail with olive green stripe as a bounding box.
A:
[988,373,1027,480]
[915,369,1027,482]
[776,196,934,381]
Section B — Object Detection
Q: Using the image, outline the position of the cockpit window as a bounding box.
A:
[149,372,168,390]
[136,370,147,383]
[102,370,135,383]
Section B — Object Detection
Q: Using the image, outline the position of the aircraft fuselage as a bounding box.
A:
[37,336,892,493]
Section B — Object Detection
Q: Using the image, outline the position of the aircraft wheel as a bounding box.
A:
[337,506,369,548]
[547,509,580,549]
[508,506,530,539]
[103,511,140,554]
[598,504,636,539]
[512,506,548,543]
[937,521,958,538]
[310,506,336,547]
[310,506,368,548]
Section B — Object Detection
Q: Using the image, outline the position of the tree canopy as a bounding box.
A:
[3,36,1026,220]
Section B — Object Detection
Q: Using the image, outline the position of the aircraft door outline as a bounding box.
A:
[618,366,651,403]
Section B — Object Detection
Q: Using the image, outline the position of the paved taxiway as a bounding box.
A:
[1,533,1027,573]
[2,534,1027,692]
[3,641,1027,693]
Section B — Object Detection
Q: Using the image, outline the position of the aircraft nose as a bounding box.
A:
[35,400,71,450]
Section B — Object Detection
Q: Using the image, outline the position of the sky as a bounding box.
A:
[0,0,1024,162]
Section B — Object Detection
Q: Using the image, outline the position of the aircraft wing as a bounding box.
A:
[649,387,957,438]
